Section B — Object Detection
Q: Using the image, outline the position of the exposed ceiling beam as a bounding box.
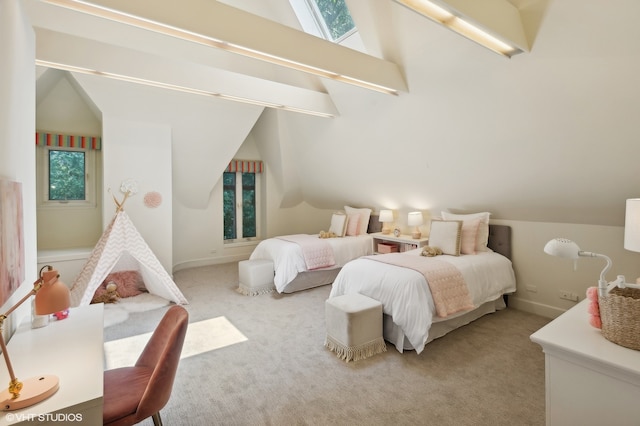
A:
[33,28,340,118]
[395,0,529,57]
[40,0,408,95]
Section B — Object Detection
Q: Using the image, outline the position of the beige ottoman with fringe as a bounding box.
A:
[325,293,386,362]
[237,259,275,296]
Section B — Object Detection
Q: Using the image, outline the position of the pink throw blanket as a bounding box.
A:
[365,254,474,318]
[277,234,336,270]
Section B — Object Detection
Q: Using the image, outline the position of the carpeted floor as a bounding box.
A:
[104,262,550,426]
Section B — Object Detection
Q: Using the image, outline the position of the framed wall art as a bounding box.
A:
[0,179,24,306]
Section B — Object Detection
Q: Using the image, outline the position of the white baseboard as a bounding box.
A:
[172,254,249,273]
[508,296,566,320]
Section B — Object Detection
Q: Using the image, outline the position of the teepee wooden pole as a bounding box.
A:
[108,189,131,212]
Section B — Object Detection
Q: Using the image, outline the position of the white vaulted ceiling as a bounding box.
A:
[25,0,640,226]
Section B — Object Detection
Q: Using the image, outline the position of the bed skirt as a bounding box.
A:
[383,296,507,353]
[281,268,341,293]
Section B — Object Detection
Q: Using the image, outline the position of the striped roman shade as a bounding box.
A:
[36,132,102,150]
[226,160,263,173]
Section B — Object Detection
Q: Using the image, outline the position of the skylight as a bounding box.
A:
[290,0,356,43]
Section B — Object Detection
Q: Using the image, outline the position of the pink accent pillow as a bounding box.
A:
[94,270,146,300]
[460,218,481,254]
[344,206,372,235]
[346,214,360,236]
[441,211,491,252]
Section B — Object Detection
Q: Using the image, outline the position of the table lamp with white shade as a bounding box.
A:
[379,210,394,235]
[408,211,423,239]
[624,198,640,283]
[0,265,70,410]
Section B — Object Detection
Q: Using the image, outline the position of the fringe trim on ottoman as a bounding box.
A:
[324,335,387,362]
[236,284,275,296]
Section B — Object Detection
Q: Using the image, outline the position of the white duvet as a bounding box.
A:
[250,234,373,293]
[329,249,516,354]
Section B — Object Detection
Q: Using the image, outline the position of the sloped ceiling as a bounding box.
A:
[26,0,640,226]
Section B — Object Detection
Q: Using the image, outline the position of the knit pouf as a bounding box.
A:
[325,293,386,362]
[237,259,275,296]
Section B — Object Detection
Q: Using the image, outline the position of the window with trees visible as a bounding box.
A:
[291,0,356,43]
[223,170,261,242]
[38,146,96,207]
[48,150,86,200]
[310,0,355,41]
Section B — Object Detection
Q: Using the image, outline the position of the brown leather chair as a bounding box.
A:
[103,305,189,426]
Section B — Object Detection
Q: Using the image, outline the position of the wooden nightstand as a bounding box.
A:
[371,232,429,254]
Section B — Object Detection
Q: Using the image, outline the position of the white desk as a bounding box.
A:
[530,299,640,426]
[0,304,103,425]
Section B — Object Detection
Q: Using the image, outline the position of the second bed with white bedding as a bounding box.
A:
[329,246,516,354]
[250,234,373,293]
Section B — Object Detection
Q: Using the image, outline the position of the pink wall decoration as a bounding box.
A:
[144,191,162,208]
[0,180,25,307]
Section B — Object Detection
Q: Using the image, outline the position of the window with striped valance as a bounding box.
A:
[36,132,102,150]
[226,159,263,173]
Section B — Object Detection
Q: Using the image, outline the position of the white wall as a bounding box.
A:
[101,117,173,271]
[0,0,37,328]
[495,220,638,318]
[36,71,103,250]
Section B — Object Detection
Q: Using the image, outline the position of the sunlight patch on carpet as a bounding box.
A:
[104,316,248,369]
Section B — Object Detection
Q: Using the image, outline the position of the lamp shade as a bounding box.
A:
[379,210,393,223]
[408,212,424,227]
[624,198,640,253]
[544,238,581,259]
[35,269,70,316]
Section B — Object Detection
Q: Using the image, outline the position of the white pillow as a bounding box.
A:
[344,206,372,235]
[428,220,462,256]
[441,211,491,252]
[329,212,348,237]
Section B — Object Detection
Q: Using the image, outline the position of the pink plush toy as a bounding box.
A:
[586,287,602,329]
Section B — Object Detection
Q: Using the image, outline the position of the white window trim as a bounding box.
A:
[37,146,97,210]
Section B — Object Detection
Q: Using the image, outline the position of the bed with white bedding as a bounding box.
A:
[248,206,378,293]
[329,223,516,354]
[250,234,373,293]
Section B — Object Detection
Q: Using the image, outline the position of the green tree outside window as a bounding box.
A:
[49,150,85,201]
[313,0,355,41]
[224,171,257,240]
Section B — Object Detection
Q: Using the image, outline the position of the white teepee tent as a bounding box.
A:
[70,193,187,307]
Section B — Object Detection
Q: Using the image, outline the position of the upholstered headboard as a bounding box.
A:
[488,225,511,260]
[367,213,382,234]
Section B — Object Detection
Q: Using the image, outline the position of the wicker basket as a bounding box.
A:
[599,287,640,351]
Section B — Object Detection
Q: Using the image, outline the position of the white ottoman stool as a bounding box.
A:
[325,293,386,362]
[237,259,275,296]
